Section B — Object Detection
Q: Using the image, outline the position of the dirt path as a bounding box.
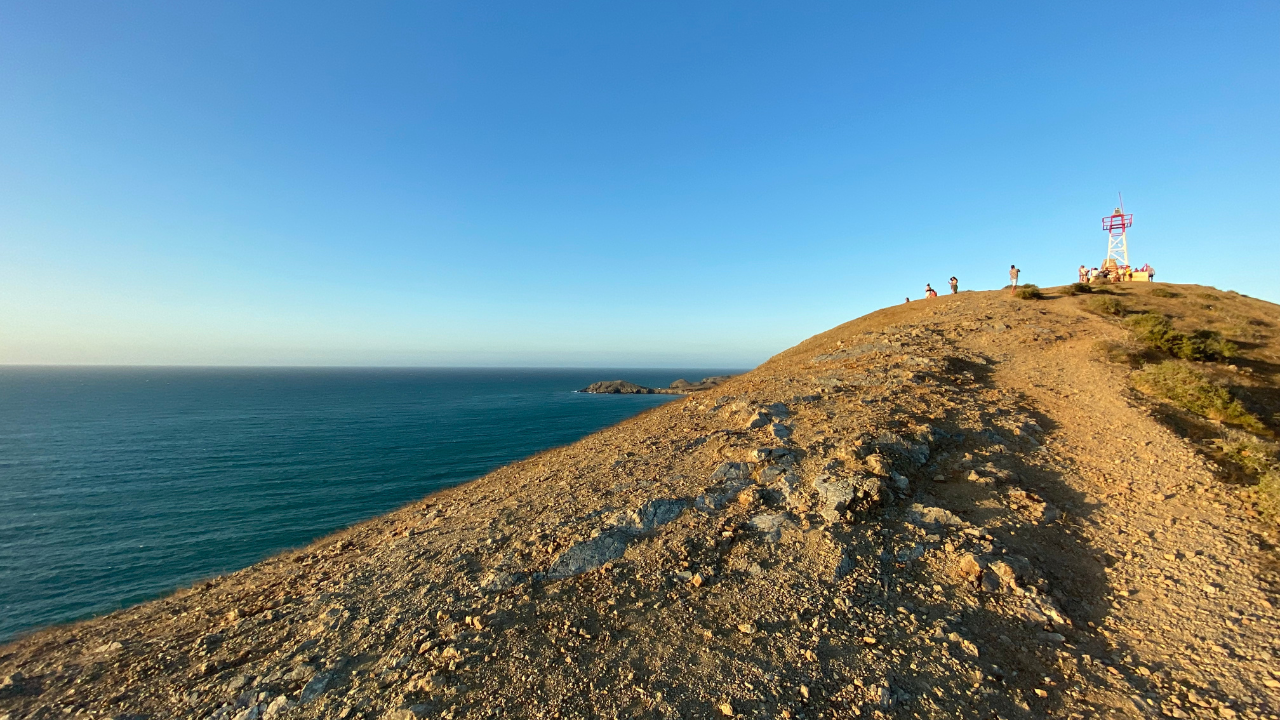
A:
[966,295,1280,717]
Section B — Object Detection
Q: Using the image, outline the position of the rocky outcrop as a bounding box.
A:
[3,285,1278,720]
[578,380,669,394]
[579,375,734,394]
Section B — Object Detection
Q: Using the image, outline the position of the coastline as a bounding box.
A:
[0,368,737,645]
[2,286,1277,719]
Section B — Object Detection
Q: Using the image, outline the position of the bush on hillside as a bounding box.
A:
[1125,313,1237,361]
[1149,287,1179,298]
[1261,471,1280,523]
[1013,284,1043,300]
[1063,283,1092,296]
[1214,431,1279,477]
[1131,361,1264,432]
[1092,339,1144,367]
[1084,295,1126,316]
[1212,430,1280,522]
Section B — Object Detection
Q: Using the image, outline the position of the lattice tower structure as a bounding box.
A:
[1102,208,1133,268]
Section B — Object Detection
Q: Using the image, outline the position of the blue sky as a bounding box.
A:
[2,2,1277,366]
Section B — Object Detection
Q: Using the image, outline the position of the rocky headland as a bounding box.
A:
[580,376,734,395]
[3,284,1280,720]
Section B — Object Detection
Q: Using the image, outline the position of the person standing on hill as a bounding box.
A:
[949,277,959,294]
[1079,265,1088,283]
[1009,265,1020,295]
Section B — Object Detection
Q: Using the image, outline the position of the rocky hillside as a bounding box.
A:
[3,284,1279,720]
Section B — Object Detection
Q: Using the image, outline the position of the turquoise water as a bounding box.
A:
[0,367,737,642]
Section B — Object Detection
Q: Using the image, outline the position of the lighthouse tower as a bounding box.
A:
[1102,200,1133,269]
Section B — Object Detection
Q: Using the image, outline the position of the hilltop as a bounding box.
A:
[2,283,1279,720]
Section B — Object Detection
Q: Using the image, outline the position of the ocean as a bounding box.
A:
[0,367,738,642]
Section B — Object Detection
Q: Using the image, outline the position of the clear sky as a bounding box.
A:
[2,2,1277,367]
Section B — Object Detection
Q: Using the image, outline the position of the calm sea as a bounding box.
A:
[0,367,738,642]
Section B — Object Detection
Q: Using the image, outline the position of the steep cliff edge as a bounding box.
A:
[3,284,1279,720]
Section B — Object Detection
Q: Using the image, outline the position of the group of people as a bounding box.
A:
[909,267,1020,303]
[1077,263,1155,284]
[908,259,1157,303]
[911,276,960,302]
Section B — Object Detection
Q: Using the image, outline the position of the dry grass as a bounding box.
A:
[1084,295,1126,316]
[1131,361,1265,433]
[1125,313,1237,361]
[1013,284,1043,300]
[1213,430,1280,521]
[1092,339,1144,367]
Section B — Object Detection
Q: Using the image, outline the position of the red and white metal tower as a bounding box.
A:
[1102,193,1133,268]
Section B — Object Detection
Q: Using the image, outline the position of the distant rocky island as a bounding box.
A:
[579,375,734,394]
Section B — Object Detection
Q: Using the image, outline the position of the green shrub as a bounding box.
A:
[1212,431,1280,522]
[1214,432,1279,477]
[1014,284,1043,300]
[1092,339,1144,366]
[1149,287,1179,298]
[1084,295,1125,316]
[1174,330,1238,361]
[1131,362,1264,432]
[1063,283,1092,296]
[1124,313,1237,361]
[1261,470,1280,523]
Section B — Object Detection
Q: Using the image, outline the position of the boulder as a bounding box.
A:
[812,474,881,521]
[623,498,688,532]
[709,462,753,483]
[748,513,792,543]
[906,504,967,530]
[981,561,1019,593]
[548,498,688,579]
[547,530,631,578]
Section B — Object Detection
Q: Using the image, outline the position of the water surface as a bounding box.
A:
[0,367,738,642]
